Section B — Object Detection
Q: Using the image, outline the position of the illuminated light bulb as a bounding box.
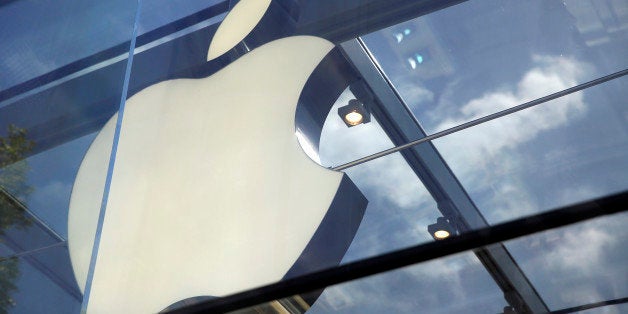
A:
[337,99,370,127]
[404,28,411,35]
[428,217,455,240]
[344,111,364,126]
[433,230,450,240]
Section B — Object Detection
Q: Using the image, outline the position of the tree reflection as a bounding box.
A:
[0,258,19,313]
[0,125,35,313]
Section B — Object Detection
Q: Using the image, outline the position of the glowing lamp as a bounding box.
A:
[338,99,370,127]
[427,217,455,240]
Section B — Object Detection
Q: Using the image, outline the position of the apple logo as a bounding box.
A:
[67,0,367,313]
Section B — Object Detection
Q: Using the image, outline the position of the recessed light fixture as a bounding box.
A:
[427,217,455,240]
[338,99,371,127]
[345,111,363,126]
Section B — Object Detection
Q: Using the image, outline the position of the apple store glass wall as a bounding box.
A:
[0,0,626,313]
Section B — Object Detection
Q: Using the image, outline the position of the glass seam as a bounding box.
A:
[0,241,66,260]
[79,0,143,312]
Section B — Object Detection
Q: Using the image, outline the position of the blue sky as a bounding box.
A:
[1,0,627,313]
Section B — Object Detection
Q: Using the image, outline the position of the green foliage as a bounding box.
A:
[0,125,34,167]
[0,258,19,314]
[0,125,35,313]
[0,125,34,236]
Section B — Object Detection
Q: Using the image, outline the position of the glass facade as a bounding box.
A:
[232,214,628,314]
[1,0,626,313]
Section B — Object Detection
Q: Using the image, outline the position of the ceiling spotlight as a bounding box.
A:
[338,99,371,127]
[427,217,455,240]
[345,111,363,125]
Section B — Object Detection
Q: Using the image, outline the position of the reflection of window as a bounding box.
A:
[565,0,628,47]
[379,19,454,80]
[407,51,427,69]
[392,26,414,43]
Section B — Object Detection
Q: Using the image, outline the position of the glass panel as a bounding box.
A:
[10,134,97,241]
[311,252,506,314]
[361,0,628,134]
[506,212,628,310]
[334,152,437,263]
[431,76,628,224]
[1,246,81,314]
[359,3,628,310]
[0,0,139,311]
[319,91,440,263]
[7,1,628,313]
[0,0,139,91]
[137,0,226,35]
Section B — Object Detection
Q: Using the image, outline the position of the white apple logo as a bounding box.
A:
[67,0,366,312]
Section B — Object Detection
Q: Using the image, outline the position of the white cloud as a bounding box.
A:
[311,252,503,313]
[345,154,430,209]
[431,55,591,221]
[509,213,628,308]
[395,80,434,113]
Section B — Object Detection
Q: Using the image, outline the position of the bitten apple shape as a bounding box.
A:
[68,35,355,313]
